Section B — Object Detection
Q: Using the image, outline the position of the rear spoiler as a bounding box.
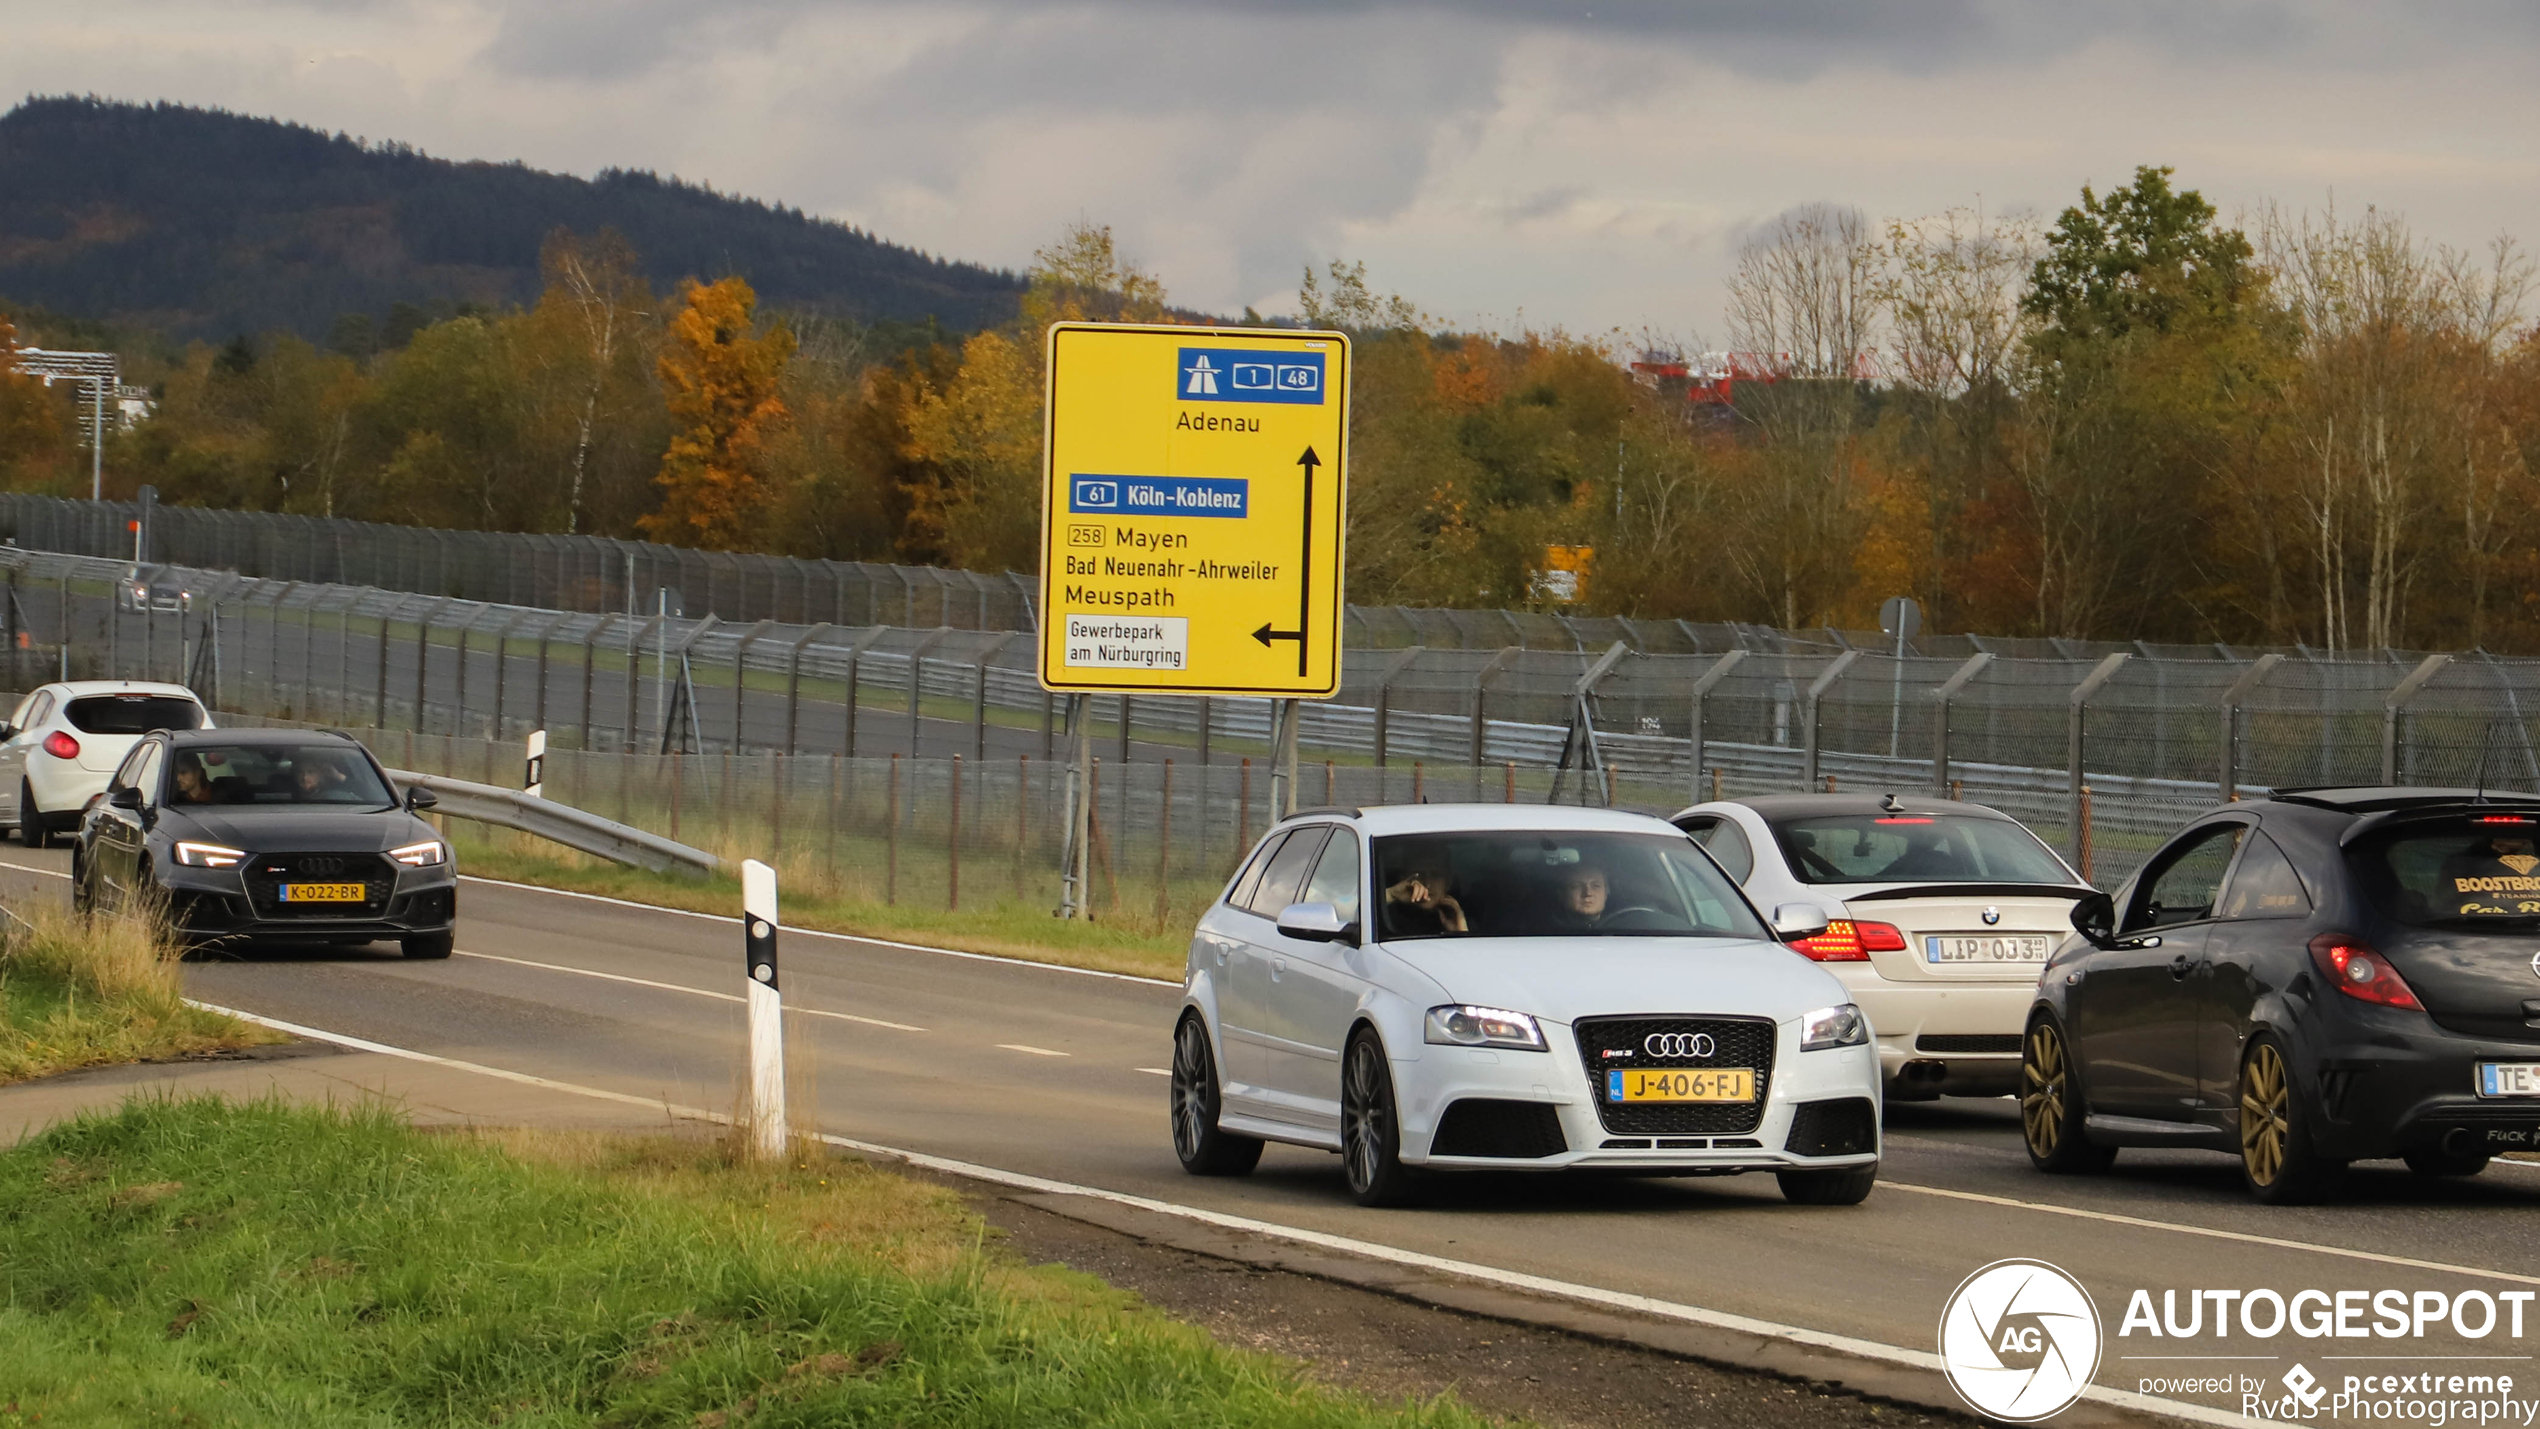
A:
[1841,882,2099,903]
[2341,805,2540,848]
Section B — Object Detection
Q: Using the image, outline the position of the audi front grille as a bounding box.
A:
[242,853,396,919]
[1572,1015,1776,1136]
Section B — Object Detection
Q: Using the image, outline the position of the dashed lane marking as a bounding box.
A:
[1136,1067,1171,1076]
[998,1044,1070,1057]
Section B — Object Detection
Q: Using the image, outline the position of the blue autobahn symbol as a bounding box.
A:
[1073,479,1120,510]
[1179,347,1325,405]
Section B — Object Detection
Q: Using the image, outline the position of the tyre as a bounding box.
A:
[1340,1028,1420,1207]
[2020,1013,2117,1174]
[1169,1013,1263,1176]
[2239,1035,2346,1204]
[19,782,47,850]
[1777,1164,1878,1205]
[2403,1147,2490,1178]
[400,932,454,960]
[69,848,91,916]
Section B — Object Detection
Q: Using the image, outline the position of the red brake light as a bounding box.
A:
[2307,934,2421,1010]
[1873,817,1934,824]
[1790,919,1871,961]
[2475,815,2536,825]
[41,731,78,760]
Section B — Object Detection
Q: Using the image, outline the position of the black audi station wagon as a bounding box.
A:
[73,728,457,958]
[2022,787,2540,1203]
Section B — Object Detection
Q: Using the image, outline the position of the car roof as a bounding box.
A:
[1271,802,1688,839]
[1707,793,2022,822]
[40,681,202,701]
[159,727,362,748]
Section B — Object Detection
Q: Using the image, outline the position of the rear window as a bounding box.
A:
[2351,817,2540,927]
[65,695,204,735]
[1770,813,2071,885]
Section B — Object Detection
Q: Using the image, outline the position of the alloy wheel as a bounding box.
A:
[1171,1017,1213,1163]
[2021,1022,2067,1159]
[2241,1041,2290,1186]
[1342,1037,1388,1196]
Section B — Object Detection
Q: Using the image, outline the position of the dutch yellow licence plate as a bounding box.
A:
[1607,1068,1755,1102]
[280,883,367,903]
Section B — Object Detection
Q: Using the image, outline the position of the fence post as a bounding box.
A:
[977,634,1015,758]
[1373,645,1425,768]
[1687,648,1747,803]
[2078,786,2095,884]
[1197,697,1211,766]
[2065,653,2129,864]
[2382,653,2452,784]
[841,626,889,758]
[1015,754,1029,894]
[1930,653,1994,796]
[741,859,786,1161]
[886,752,901,904]
[1156,759,1173,922]
[1800,650,1863,791]
[626,613,664,753]
[948,753,962,911]
[487,609,528,740]
[729,619,776,756]
[1470,646,1521,766]
[906,628,951,757]
[2218,653,2285,799]
[783,623,835,757]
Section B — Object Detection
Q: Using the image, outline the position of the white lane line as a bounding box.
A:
[1884,1179,2540,1288]
[455,873,1182,988]
[1136,1067,1171,1077]
[452,949,926,1032]
[0,859,68,881]
[998,1043,1069,1057]
[178,999,2236,1429]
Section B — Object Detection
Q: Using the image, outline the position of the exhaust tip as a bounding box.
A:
[1901,1059,1947,1084]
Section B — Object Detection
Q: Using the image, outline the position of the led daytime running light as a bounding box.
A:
[1423,1004,1547,1052]
[173,841,246,869]
[1800,1002,1869,1051]
[389,841,447,868]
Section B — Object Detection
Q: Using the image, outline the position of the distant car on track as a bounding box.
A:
[72,727,457,958]
[1170,803,1883,1207]
[0,681,211,848]
[1670,794,2096,1100]
[2024,787,2540,1203]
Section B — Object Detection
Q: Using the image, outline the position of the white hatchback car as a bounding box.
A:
[0,682,212,847]
[1669,794,2096,1100]
[1170,804,1883,1206]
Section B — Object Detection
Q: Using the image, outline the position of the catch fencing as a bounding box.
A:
[2,543,2536,891]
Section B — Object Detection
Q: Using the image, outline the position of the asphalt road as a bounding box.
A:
[9,844,2538,1419]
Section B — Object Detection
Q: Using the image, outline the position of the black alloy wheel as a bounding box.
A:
[1340,1029,1419,1207]
[2239,1035,2345,1205]
[2020,1014,2116,1174]
[1169,1013,1262,1176]
[18,782,47,849]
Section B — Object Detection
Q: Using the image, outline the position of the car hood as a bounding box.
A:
[156,806,430,853]
[1377,936,1849,1026]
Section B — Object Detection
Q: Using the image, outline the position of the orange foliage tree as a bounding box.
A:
[641,277,794,549]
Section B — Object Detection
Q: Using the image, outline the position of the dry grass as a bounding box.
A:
[0,899,279,1083]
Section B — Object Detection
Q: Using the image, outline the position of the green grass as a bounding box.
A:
[0,902,279,1083]
[0,1098,1504,1428]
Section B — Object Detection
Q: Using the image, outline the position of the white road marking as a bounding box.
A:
[998,1043,1069,1057]
[1136,1067,1171,1076]
[178,999,2239,1429]
[0,859,68,880]
[453,949,926,1032]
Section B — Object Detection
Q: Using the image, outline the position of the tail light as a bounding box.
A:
[40,731,78,760]
[1788,919,1907,962]
[2308,933,2421,1010]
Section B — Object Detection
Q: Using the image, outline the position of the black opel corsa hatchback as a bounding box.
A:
[73,728,457,958]
[2022,787,2540,1203]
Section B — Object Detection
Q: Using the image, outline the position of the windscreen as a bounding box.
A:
[1369,830,1767,941]
[1770,813,2072,885]
[2350,815,2540,927]
[162,744,393,807]
[66,695,204,735]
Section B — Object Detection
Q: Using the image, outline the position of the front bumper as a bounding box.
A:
[160,862,457,943]
[1394,1018,1882,1175]
[2305,1012,2540,1162]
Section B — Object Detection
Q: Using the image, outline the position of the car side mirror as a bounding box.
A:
[2071,891,2118,949]
[109,786,145,811]
[1771,903,1830,941]
[405,785,439,812]
[1276,901,1357,946]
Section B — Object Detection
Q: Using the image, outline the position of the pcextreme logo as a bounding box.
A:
[1938,1258,2103,1422]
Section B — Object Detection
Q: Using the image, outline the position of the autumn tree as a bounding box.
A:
[641,276,795,550]
[0,314,70,486]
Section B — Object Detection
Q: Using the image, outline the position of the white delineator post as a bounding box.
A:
[524,728,546,798]
[742,858,786,1159]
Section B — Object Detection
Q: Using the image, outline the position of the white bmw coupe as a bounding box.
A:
[1170,804,1883,1206]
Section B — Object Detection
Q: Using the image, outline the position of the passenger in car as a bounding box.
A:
[1382,849,1470,935]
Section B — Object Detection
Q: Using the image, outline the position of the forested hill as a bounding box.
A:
[0,96,1025,342]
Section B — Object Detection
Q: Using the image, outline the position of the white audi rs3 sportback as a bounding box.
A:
[1169,804,1883,1207]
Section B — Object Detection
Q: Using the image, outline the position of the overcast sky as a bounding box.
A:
[10,1,2538,338]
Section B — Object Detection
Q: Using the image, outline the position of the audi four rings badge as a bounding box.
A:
[1645,1032,1716,1058]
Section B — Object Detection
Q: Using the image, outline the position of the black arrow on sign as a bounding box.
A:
[1249,446,1320,678]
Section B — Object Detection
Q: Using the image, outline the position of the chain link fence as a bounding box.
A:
[2,542,2535,893]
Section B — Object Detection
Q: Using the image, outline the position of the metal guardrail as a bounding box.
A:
[385,768,722,877]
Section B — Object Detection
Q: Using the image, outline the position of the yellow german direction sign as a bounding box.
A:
[1037,323,1350,697]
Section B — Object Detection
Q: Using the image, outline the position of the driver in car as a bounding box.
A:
[292,753,352,802]
[1558,863,1610,927]
[169,754,218,806]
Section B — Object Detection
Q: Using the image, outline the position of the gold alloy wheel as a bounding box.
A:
[2021,1022,2068,1158]
[2241,1042,2291,1186]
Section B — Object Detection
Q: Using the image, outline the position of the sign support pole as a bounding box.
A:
[1059,694,1092,918]
[1271,697,1300,817]
[741,858,786,1161]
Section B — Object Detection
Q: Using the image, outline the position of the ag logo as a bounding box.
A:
[1938,1258,2100,1422]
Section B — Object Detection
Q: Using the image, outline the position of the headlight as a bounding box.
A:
[1800,1003,1868,1051]
[173,841,247,869]
[1424,1004,1547,1052]
[389,840,447,867]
